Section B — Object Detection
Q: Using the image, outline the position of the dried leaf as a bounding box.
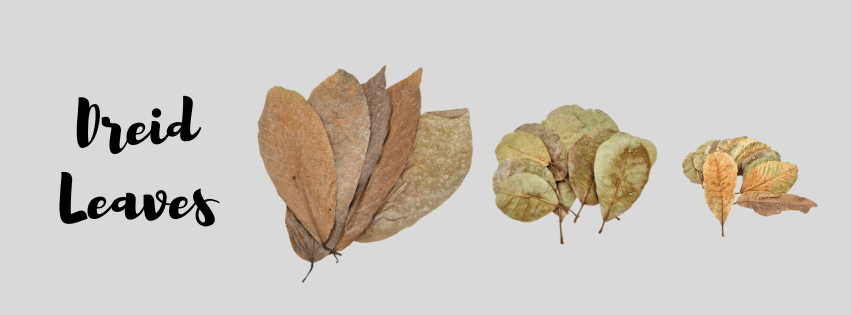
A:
[357,109,473,243]
[495,173,559,222]
[558,181,576,209]
[542,113,586,154]
[351,66,391,207]
[258,87,336,244]
[595,132,651,231]
[640,138,657,167]
[692,140,719,182]
[338,68,422,251]
[740,161,798,194]
[285,207,329,263]
[515,123,569,181]
[702,152,737,236]
[682,152,702,184]
[735,141,771,170]
[492,157,557,194]
[567,128,617,206]
[495,131,552,166]
[307,69,371,250]
[741,150,781,178]
[542,105,619,155]
[736,191,818,216]
[726,137,755,160]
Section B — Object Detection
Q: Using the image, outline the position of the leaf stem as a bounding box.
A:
[302,261,314,283]
[598,219,606,234]
[574,180,595,223]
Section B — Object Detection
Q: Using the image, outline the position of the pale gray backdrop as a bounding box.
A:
[1,1,848,314]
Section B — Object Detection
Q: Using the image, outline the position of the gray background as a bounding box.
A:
[1,1,848,314]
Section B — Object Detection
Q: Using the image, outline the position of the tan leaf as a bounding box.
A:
[692,140,719,183]
[567,128,617,206]
[285,207,329,263]
[736,191,818,216]
[702,152,737,237]
[740,161,798,194]
[357,109,472,243]
[495,131,552,166]
[595,132,652,232]
[726,137,755,160]
[258,87,336,244]
[337,68,422,251]
[492,157,557,194]
[741,150,781,178]
[307,69,371,250]
[515,123,569,181]
[495,173,559,222]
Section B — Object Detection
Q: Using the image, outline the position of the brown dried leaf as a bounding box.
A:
[337,68,423,251]
[351,66,391,208]
[568,128,617,206]
[258,87,336,244]
[736,191,818,216]
[357,109,472,242]
[515,123,569,181]
[702,152,737,236]
[307,69,371,250]
[285,207,329,263]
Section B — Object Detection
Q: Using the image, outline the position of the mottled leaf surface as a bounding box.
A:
[495,173,559,222]
[558,181,576,209]
[357,109,473,242]
[307,69,371,249]
[726,137,755,160]
[338,68,422,251]
[741,150,781,178]
[495,131,551,166]
[640,138,657,167]
[492,157,556,194]
[683,152,702,184]
[258,87,336,243]
[595,132,651,223]
[568,128,617,206]
[740,161,798,194]
[735,141,771,170]
[736,191,818,216]
[702,152,737,236]
[515,123,569,181]
[352,66,391,207]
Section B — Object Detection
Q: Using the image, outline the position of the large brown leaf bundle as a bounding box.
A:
[258,67,472,281]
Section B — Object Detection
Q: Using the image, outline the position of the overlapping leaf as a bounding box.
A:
[740,161,798,194]
[702,152,737,237]
[495,131,552,166]
[736,191,818,216]
[516,123,569,180]
[492,157,557,194]
[567,128,617,206]
[357,109,472,243]
[495,173,560,222]
[595,132,651,232]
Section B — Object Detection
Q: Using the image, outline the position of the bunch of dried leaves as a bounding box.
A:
[682,136,818,236]
[493,105,656,242]
[258,67,472,281]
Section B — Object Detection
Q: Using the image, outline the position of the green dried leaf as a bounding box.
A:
[692,139,719,183]
[492,157,557,194]
[558,181,576,209]
[742,150,781,178]
[740,161,798,194]
[735,141,771,170]
[515,123,569,181]
[639,138,657,167]
[495,131,552,166]
[683,152,701,184]
[495,173,559,222]
[357,109,472,243]
[594,132,651,232]
[567,128,617,206]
